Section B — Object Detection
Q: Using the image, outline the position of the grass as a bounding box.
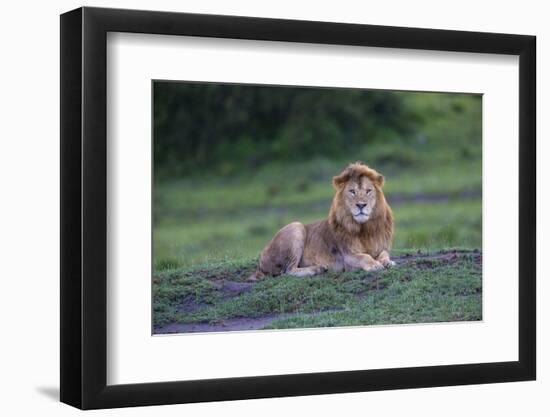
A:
[266,256,482,329]
[154,153,481,222]
[153,251,482,330]
[153,189,481,270]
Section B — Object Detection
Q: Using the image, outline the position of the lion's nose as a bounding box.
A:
[356,203,366,210]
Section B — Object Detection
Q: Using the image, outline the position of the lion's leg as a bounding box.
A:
[282,223,327,277]
[258,222,327,278]
[344,253,383,272]
[287,265,327,277]
[377,250,396,268]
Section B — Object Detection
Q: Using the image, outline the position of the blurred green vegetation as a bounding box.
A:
[154,82,424,178]
[153,84,481,270]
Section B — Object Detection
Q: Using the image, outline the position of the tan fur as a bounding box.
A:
[249,162,394,280]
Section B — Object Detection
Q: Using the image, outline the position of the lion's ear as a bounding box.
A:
[332,171,350,189]
[375,173,385,187]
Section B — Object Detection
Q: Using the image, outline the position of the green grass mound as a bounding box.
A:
[153,250,481,331]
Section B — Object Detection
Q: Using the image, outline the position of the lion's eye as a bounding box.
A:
[366,189,372,195]
[349,189,356,195]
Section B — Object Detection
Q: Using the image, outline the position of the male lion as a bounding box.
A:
[249,162,394,280]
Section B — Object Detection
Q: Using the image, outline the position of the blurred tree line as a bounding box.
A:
[153,82,426,178]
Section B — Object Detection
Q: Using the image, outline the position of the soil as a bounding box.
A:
[157,315,285,334]
[393,249,481,266]
[156,309,344,334]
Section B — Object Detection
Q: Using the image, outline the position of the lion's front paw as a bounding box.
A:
[382,259,396,268]
[313,265,328,274]
[363,261,384,272]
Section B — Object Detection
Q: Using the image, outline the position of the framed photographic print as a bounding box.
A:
[60,6,536,409]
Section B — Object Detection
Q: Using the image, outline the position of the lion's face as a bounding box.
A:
[331,162,386,227]
[342,176,377,224]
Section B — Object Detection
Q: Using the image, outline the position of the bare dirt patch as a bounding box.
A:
[393,249,481,268]
[156,315,285,334]
[156,310,342,334]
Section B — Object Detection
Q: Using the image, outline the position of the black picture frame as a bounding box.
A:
[60,6,536,410]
